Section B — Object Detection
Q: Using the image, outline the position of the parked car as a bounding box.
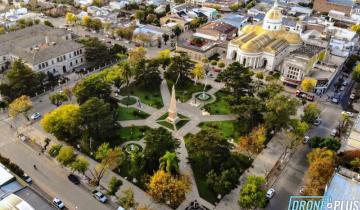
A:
[342,111,354,118]
[340,86,345,91]
[53,197,65,209]
[330,129,338,137]
[303,136,310,144]
[331,97,339,104]
[342,81,348,86]
[266,188,275,199]
[30,112,41,120]
[92,190,107,203]
[68,174,80,185]
[23,173,32,183]
[18,134,29,142]
[350,93,356,100]
[313,118,322,126]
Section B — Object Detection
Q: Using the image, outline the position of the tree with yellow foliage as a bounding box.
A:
[351,24,360,34]
[9,95,32,121]
[148,170,190,208]
[81,16,92,29]
[238,125,266,155]
[65,12,77,25]
[128,47,146,67]
[301,78,317,92]
[191,63,204,84]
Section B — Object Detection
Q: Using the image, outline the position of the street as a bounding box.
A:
[266,102,343,210]
[0,119,113,210]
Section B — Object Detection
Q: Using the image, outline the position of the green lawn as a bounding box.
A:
[203,90,232,115]
[199,121,241,141]
[117,107,150,121]
[120,83,163,108]
[119,97,137,106]
[117,126,151,142]
[167,78,211,103]
[156,113,189,130]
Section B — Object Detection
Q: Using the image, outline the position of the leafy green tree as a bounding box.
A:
[8,95,33,121]
[56,146,76,166]
[79,97,116,142]
[309,137,341,151]
[264,95,300,131]
[135,10,145,21]
[206,167,239,196]
[79,37,110,67]
[118,187,137,209]
[159,151,180,174]
[70,155,89,174]
[143,128,180,173]
[353,63,360,83]
[218,62,254,103]
[257,82,283,101]
[48,144,63,157]
[162,34,169,45]
[167,52,194,86]
[108,176,122,195]
[49,92,68,106]
[135,59,162,88]
[73,74,111,104]
[44,20,54,27]
[229,3,241,11]
[186,128,231,173]
[41,104,81,141]
[89,143,125,186]
[238,176,267,209]
[0,59,40,101]
[117,61,134,104]
[302,103,320,124]
[172,26,182,38]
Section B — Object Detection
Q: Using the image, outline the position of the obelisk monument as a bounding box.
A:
[167,85,179,123]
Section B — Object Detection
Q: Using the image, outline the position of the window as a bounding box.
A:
[63,55,66,60]
[52,60,54,65]
[76,60,78,64]
[81,58,83,62]
[46,62,48,67]
[38,64,41,69]
[42,63,45,68]
[70,62,72,67]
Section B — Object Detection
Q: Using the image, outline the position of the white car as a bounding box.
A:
[340,86,345,91]
[330,129,338,137]
[53,197,65,209]
[331,97,339,104]
[303,136,310,144]
[23,173,32,183]
[30,112,41,120]
[342,111,354,117]
[93,190,107,203]
[350,93,356,100]
[266,188,275,199]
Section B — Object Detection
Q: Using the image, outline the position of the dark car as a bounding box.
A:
[68,174,80,185]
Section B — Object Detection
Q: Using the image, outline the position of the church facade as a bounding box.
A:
[226,1,302,71]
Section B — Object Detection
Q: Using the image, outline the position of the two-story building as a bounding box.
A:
[0,24,85,75]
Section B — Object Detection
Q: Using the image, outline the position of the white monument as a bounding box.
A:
[167,85,179,123]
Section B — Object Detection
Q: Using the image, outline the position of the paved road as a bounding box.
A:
[0,120,113,210]
[266,102,343,210]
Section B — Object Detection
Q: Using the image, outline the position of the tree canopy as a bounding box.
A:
[73,74,112,104]
[238,176,267,209]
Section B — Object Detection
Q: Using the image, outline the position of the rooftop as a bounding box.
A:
[327,0,354,7]
[324,172,360,205]
[0,24,83,65]
[0,194,34,210]
[0,164,15,187]
[291,44,325,57]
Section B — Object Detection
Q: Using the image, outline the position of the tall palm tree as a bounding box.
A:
[118,61,133,106]
[159,151,180,174]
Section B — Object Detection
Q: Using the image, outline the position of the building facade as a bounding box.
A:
[0,24,85,75]
[226,1,302,71]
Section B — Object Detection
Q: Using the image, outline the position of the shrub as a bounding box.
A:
[48,144,63,157]
[218,61,225,68]
[108,176,122,195]
[211,60,217,66]
[255,72,264,80]
[56,146,76,166]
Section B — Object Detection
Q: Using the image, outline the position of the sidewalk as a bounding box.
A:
[18,125,172,210]
[215,132,288,210]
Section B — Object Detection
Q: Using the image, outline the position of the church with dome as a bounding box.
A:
[226,1,303,71]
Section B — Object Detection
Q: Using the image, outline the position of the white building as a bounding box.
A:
[0,25,85,75]
[226,0,302,71]
[328,27,359,57]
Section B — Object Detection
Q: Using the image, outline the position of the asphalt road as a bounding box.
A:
[266,102,343,210]
[0,119,113,210]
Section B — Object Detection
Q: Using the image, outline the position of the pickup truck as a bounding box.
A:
[92,190,108,203]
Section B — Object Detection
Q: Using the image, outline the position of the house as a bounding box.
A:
[280,45,325,86]
[0,194,35,210]
[109,1,129,10]
[288,6,313,16]
[282,17,303,33]
[133,24,171,45]
[313,0,357,15]
[176,38,227,61]
[87,6,110,16]
[171,3,218,21]
[75,0,93,6]
[215,13,248,29]
[160,13,192,31]
[328,27,359,57]
[0,24,85,75]
[193,22,237,41]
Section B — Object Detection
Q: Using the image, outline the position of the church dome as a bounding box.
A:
[265,7,282,21]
